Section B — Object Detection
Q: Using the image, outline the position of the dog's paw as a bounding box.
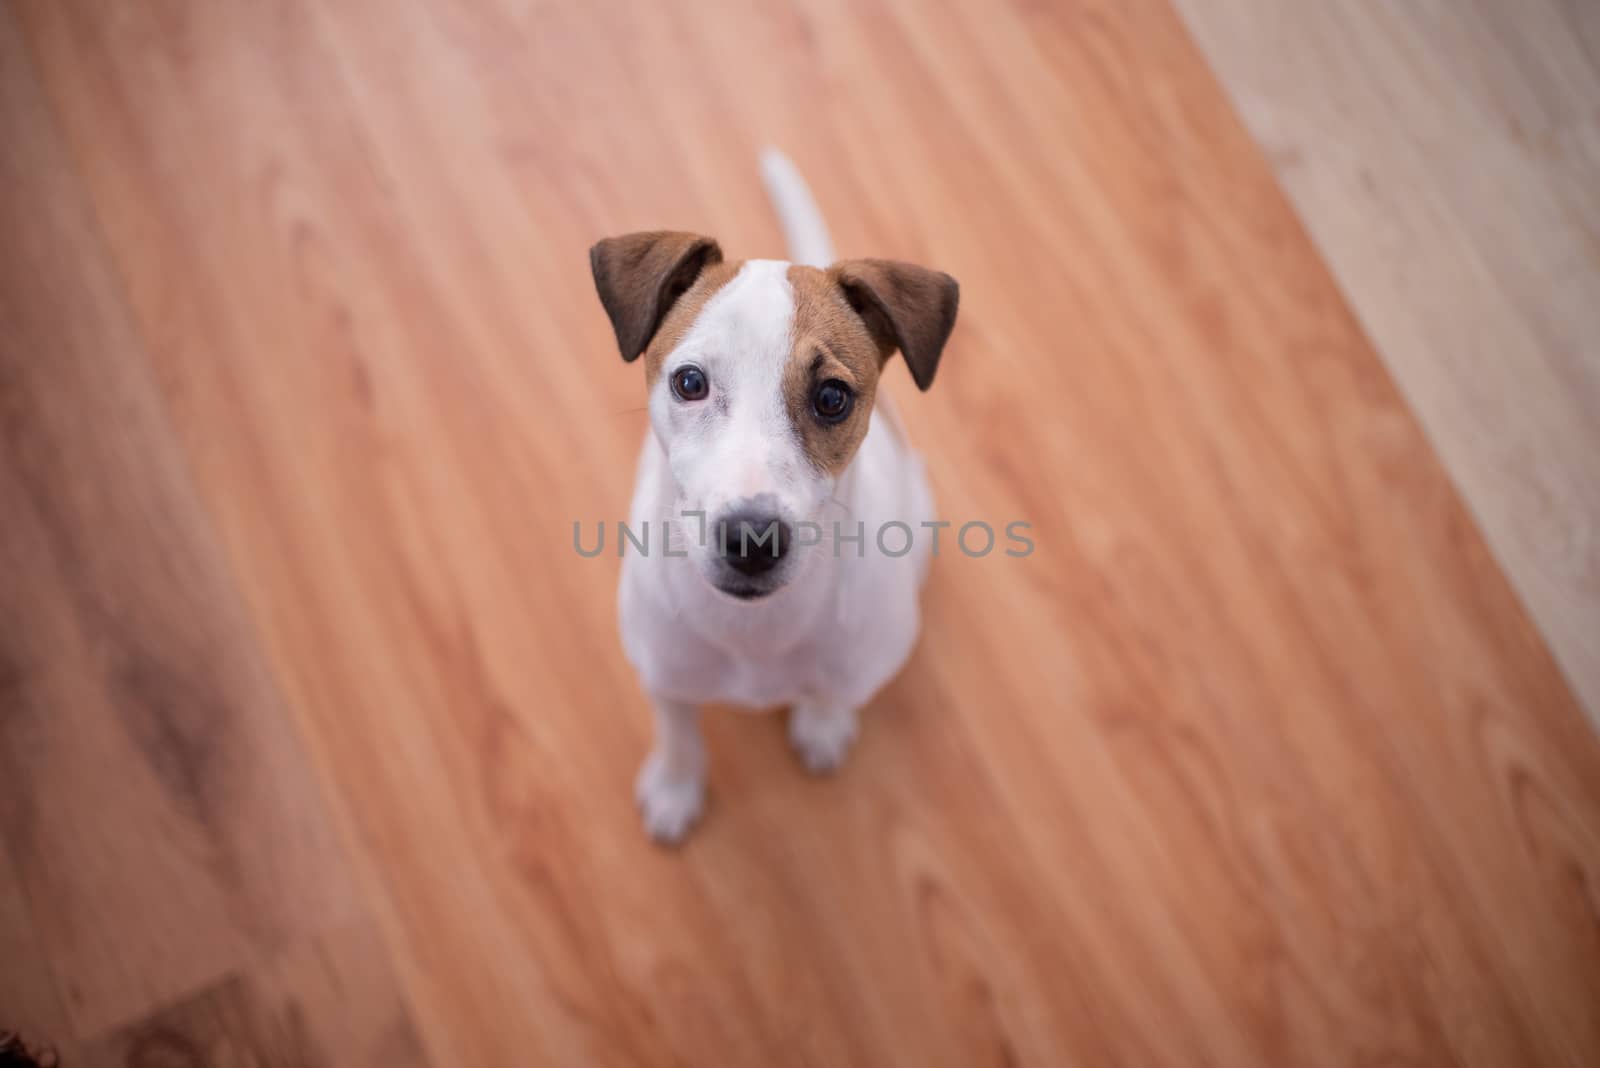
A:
[635,750,705,844]
[788,703,859,775]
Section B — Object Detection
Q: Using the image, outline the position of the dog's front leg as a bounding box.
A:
[788,700,860,774]
[635,698,706,843]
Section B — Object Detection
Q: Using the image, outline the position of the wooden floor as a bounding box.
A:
[1175,0,1600,732]
[2,1,1598,1066]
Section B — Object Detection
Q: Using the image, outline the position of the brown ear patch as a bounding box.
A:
[589,231,723,363]
[831,259,959,391]
[784,265,884,475]
[639,258,744,385]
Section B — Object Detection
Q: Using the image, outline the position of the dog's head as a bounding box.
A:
[591,231,958,600]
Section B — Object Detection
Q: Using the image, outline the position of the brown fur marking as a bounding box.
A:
[641,258,743,386]
[785,265,886,474]
[832,259,960,391]
[590,231,724,365]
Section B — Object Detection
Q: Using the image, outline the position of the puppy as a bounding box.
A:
[589,150,959,842]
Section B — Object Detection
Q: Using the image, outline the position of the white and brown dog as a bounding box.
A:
[590,151,959,842]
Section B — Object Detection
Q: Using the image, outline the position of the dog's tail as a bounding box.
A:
[759,148,835,268]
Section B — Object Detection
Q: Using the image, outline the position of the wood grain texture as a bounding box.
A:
[0,847,77,1065]
[0,9,423,1060]
[1173,0,1600,727]
[5,0,1600,1065]
[78,921,428,1068]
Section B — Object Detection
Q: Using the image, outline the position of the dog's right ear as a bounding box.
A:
[589,231,723,363]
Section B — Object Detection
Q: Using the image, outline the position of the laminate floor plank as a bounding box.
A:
[0,10,427,1062]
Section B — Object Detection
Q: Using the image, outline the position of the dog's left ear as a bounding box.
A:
[832,259,960,391]
[590,231,723,363]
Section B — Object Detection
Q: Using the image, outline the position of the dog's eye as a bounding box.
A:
[671,365,708,401]
[812,379,853,423]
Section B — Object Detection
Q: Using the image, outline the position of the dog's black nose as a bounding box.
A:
[717,511,791,576]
